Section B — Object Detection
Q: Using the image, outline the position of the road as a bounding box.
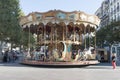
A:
[0,62,120,80]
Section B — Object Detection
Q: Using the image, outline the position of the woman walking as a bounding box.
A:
[112,54,116,69]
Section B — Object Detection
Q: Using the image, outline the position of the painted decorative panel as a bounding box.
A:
[68,13,76,20]
[20,17,28,25]
[79,13,87,21]
[45,16,54,19]
[20,10,100,27]
[57,12,66,19]
[36,14,42,20]
[88,16,95,23]
[27,15,33,21]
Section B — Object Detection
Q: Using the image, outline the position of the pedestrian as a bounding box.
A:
[3,50,9,62]
[111,53,116,69]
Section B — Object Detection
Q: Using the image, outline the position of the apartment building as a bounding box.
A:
[109,0,120,22]
[96,0,120,27]
[95,0,120,62]
[95,0,109,27]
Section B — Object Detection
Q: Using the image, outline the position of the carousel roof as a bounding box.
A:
[20,10,100,27]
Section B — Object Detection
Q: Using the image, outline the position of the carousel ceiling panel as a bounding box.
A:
[68,13,77,20]
[56,12,66,20]
[87,16,95,23]
[20,14,34,25]
[35,13,42,20]
[20,10,100,27]
[79,12,88,21]
[20,17,29,25]
[44,10,55,16]
[27,15,33,21]
[43,10,55,20]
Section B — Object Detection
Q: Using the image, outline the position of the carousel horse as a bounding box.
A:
[83,47,94,60]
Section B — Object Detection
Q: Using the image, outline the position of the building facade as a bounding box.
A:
[111,43,120,63]
[95,0,120,27]
[95,0,109,27]
[95,7,102,28]
[109,0,120,22]
[95,0,120,62]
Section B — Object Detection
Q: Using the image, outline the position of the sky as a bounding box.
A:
[20,0,104,15]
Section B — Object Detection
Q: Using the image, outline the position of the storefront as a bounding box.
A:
[96,48,109,62]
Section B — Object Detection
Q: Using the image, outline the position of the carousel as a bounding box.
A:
[20,10,100,67]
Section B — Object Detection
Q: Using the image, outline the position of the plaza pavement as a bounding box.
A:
[0,62,120,80]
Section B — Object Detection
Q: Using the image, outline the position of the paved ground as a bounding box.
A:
[0,62,120,80]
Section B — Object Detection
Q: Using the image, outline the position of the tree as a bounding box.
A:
[0,0,21,42]
[0,0,35,51]
[21,31,35,48]
[96,21,120,47]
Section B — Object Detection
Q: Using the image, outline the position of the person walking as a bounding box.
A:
[3,50,9,62]
[112,53,116,69]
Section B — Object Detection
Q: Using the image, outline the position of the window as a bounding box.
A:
[111,17,113,22]
[114,15,116,21]
[114,5,116,14]
[111,8,113,15]
[114,0,116,3]
[117,47,120,59]
[118,15,120,20]
[112,47,116,53]
[116,14,119,21]
[110,0,113,5]
[117,2,119,12]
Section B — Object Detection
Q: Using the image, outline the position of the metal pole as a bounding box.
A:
[66,24,67,40]
[37,27,39,44]
[94,29,96,49]
[74,24,75,42]
[21,27,23,50]
[89,26,90,47]
[63,25,65,41]
[84,26,86,49]
[55,26,57,49]
[28,26,30,54]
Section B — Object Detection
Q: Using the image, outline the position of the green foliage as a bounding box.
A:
[0,0,35,48]
[96,21,120,47]
[0,0,20,41]
[21,31,35,47]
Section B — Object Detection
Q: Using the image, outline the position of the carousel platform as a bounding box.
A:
[20,60,99,68]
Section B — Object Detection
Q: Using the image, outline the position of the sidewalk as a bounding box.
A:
[0,62,120,80]
[87,62,120,69]
[98,62,120,66]
[0,59,25,67]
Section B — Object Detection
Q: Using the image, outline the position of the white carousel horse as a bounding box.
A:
[83,47,94,60]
